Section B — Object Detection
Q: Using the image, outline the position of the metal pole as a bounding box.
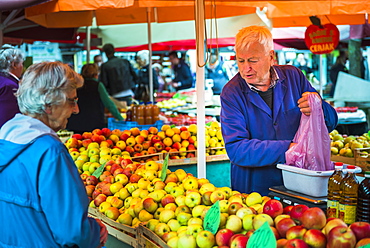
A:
[195,0,206,179]
[86,26,91,63]
[147,7,154,103]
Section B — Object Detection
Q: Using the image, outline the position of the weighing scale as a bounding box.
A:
[268,185,327,211]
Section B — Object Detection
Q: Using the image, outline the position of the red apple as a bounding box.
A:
[229,234,249,248]
[283,205,294,215]
[215,228,234,247]
[276,238,288,248]
[300,207,326,230]
[276,217,297,238]
[349,222,370,241]
[303,229,327,248]
[151,135,161,143]
[323,218,348,236]
[286,225,307,240]
[129,174,142,183]
[263,199,284,218]
[85,175,99,186]
[290,204,309,224]
[72,133,82,140]
[228,234,244,246]
[284,238,309,248]
[327,226,356,248]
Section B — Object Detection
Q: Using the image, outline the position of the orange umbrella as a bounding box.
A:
[25,0,258,28]
[258,0,369,27]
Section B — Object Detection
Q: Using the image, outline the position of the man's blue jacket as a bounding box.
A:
[220,65,338,196]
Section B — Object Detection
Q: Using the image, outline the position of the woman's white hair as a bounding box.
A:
[0,44,24,73]
[136,50,149,65]
[16,61,83,116]
[235,25,274,54]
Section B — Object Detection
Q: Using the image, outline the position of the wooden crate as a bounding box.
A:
[354,147,370,175]
[137,223,169,248]
[330,154,356,165]
[88,207,138,248]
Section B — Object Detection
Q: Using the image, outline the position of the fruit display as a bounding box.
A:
[79,157,370,248]
[330,130,370,158]
[65,121,226,166]
[157,98,188,109]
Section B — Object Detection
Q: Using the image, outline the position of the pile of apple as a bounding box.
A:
[66,121,226,167]
[214,202,370,248]
[330,129,370,158]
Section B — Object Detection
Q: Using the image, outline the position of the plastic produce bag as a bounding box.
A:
[285,93,333,171]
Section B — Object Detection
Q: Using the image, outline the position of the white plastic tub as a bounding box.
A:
[276,164,362,197]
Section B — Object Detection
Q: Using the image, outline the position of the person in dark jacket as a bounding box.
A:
[205,54,230,95]
[0,61,108,247]
[67,63,124,134]
[220,26,338,196]
[134,50,159,102]
[168,51,194,91]
[0,44,24,128]
[100,43,138,105]
[329,50,348,97]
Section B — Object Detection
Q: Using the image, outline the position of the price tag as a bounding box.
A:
[203,200,220,234]
[160,153,169,182]
[92,161,107,178]
[247,222,276,248]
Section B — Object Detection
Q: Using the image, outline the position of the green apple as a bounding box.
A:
[192,205,206,218]
[154,223,171,238]
[167,219,181,232]
[185,191,201,208]
[188,217,203,226]
[177,212,192,226]
[178,234,197,248]
[252,213,274,230]
[159,209,176,223]
[146,218,160,231]
[225,214,242,233]
[196,230,215,248]
[117,213,132,226]
[186,224,204,238]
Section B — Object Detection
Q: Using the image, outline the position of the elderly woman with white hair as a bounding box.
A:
[134,50,159,101]
[0,61,108,247]
[0,44,24,127]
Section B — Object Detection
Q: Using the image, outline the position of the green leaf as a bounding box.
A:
[160,153,169,182]
[247,222,276,248]
[203,200,220,235]
[92,161,107,178]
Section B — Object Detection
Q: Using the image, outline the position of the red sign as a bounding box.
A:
[304,23,340,54]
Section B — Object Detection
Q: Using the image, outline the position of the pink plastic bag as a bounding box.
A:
[285,94,333,171]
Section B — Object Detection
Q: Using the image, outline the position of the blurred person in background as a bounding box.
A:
[329,50,348,97]
[67,63,123,134]
[0,44,24,128]
[94,54,103,74]
[0,61,108,247]
[153,63,166,92]
[220,26,338,196]
[100,43,138,105]
[134,50,159,102]
[205,54,231,95]
[168,51,194,91]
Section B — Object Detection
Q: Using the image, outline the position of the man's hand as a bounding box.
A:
[297,92,320,116]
